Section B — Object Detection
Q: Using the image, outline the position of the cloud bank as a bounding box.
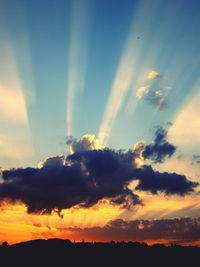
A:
[67,217,200,244]
[0,130,197,215]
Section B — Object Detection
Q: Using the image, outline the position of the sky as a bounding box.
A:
[0,0,200,245]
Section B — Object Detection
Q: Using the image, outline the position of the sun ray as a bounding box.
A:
[0,3,36,168]
[122,0,200,139]
[66,0,90,137]
[98,0,162,145]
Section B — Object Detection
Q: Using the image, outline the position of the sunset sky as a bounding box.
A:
[0,0,200,246]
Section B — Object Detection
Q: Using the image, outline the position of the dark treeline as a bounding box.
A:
[0,239,200,266]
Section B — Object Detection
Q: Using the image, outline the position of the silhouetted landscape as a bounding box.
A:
[1,239,200,266]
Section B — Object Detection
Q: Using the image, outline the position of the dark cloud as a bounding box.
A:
[134,165,197,195]
[0,143,197,215]
[143,126,176,163]
[66,217,200,244]
[0,151,140,215]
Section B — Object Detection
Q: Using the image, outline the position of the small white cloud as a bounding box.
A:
[67,134,105,154]
[145,70,160,80]
[150,89,166,109]
[38,156,66,169]
[136,85,166,110]
[135,86,150,99]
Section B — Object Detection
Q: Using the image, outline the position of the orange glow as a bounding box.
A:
[0,201,122,244]
[0,192,200,245]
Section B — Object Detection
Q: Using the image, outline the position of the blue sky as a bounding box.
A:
[1,0,200,246]
[0,0,200,167]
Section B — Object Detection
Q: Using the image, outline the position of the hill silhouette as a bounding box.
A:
[0,238,200,266]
